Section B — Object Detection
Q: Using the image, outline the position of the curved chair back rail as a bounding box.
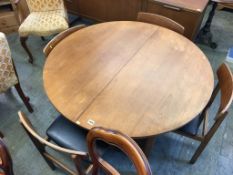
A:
[137,12,185,35]
[0,138,14,175]
[87,127,152,175]
[216,63,233,115]
[18,111,87,155]
[18,111,89,175]
[43,24,86,57]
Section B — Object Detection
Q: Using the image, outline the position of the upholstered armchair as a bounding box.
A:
[0,32,33,113]
[13,0,69,63]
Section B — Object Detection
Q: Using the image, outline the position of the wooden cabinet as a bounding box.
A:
[64,0,79,15]
[64,0,144,21]
[0,0,19,34]
[145,0,209,40]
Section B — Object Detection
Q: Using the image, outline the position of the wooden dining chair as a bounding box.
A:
[13,0,69,63]
[0,138,14,175]
[43,24,86,57]
[0,32,33,113]
[137,12,185,35]
[87,127,152,175]
[175,63,233,163]
[18,111,92,175]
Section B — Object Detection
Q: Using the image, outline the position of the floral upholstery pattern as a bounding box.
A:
[26,0,65,12]
[18,0,68,37]
[0,33,18,93]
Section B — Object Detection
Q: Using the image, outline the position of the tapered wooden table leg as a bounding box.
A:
[143,137,156,157]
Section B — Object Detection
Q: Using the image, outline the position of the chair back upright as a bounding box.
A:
[43,25,86,57]
[215,63,233,118]
[87,127,152,175]
[0,139,14,175]
[137,12,185,35]
[18,111,89,175]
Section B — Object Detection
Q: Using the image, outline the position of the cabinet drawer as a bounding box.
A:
[146,0,204,40]
[64,0,78,14]
[0,12,18,28]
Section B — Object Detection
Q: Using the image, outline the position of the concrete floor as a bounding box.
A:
[1,6,233,175]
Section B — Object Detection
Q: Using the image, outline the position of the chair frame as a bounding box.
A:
[175,63,233,164]
[43,24,86,57]
[86,127,152,175]
[18,111,91,175]
[12,0,69,64]
[137,12,185,35]
[0,138,14,175]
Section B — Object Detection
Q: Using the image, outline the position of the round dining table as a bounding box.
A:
[43,21,214,140]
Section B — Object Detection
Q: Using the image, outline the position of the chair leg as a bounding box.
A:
[190,114,227,164]
[0,131,4,138]
[20,37,33,64]
[14,83,33,113]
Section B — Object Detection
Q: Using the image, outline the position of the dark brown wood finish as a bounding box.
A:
[64,0,145,21]
[0,138,14,175]
[18,111,90,175]
[175,63,233,163]
[137,12,184,34]
[87,127,152,175]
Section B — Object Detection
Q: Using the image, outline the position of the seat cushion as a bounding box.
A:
[177,115,203,135]
[46,115,88,152]
[19,10,68,37]
[0,33,18,93]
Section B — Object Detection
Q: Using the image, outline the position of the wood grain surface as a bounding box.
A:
[43,21,214,138]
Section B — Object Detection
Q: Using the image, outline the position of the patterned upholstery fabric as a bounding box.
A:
[0,33,18,93]
[26,0,65,12]
[18,0,68,37]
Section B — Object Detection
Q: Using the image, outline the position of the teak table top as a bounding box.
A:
[43,21,214,138]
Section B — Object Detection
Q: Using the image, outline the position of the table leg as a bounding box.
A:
[136,137,156,157]
[196,1,218,49]
[0,131,4,138]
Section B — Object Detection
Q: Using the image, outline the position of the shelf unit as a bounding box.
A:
[0,0,19,34]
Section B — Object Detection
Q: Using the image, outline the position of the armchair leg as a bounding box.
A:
[0,131,3,138]
[20,37,33,64]
[14,83,33,113]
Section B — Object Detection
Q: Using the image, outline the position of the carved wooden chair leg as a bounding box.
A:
[0,131,4,138]
[20,37,34,64]
[14,83,33,113]
[41,36,46,41]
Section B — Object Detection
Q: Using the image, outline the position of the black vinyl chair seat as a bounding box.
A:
[46,115,88,152]
[177,115,203,135]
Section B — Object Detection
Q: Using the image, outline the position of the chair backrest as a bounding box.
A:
[215,63,233,117]
[87,127,152,175]
[43,24,86,57]
[137,12,185,35]
[0,32,18,93]
[18,111,88,175]
[18,111,87,156]
[0,138,14,175]
[25,0,65,12]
